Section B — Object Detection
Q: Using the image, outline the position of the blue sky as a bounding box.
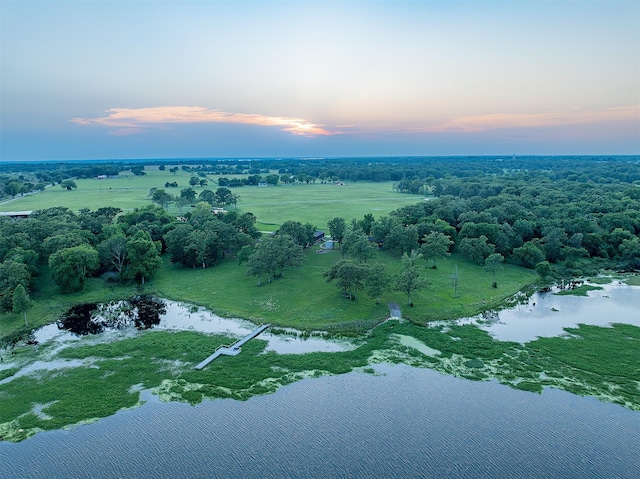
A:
[1,0,638,161]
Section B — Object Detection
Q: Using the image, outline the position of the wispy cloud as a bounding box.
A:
[71,106,334,137]
[410,104,640,134]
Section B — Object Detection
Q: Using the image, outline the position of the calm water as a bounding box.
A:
[2,287,639,478]
[463,282,640,343]
[2,364,638,479]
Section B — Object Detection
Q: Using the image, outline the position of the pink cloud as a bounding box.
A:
[411,104,640,134]
[71,106,334,137]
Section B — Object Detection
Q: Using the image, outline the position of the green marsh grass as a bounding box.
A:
[2,318,639,442]
[555,284,603,296]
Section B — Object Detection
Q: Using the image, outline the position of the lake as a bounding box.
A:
[1,364,638,478]
[1,283,639,478]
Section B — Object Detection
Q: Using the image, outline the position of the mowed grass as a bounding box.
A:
[0,246,537,341]
[0,168,422,229]
[151,248,537,331]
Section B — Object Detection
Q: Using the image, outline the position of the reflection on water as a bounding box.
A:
[1,300,356,380]
[153,301,357,354]
[474,282,639,343]
[1,364,638,479]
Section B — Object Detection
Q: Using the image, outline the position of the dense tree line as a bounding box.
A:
[357,167,640,277]
[136,155,640,186]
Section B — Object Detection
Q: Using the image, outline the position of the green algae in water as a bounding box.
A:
[2,318,639,442]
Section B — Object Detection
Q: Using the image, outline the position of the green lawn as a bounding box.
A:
[0,249,537,341]
[1,169,422,229]
[151,249,537,331]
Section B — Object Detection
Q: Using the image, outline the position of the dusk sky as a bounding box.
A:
[1,0,638,161]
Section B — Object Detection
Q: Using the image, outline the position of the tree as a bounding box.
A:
[98,233,128,277]
[342,229,376,262]
[180,187,197,202]
[174,196,192,214]
[459,235,495,265]
[384,225,418,256]
[189,176,200,187]
[370,216,400,244]
[365,263,390,304]
[42,231,92,257]
[541,227,567,263]
[0,260,31,311]
[215,187,233,205]
[395,251,427,306]
[163,223,193,265]
[49,245,99,293]
[535,260,552,281]
[228,193,240,210]
[619,237,640,268]
[5,180,22,197]
[449,264,460,298]
[484,253,504,288]
[151,189,173,210]
[198,189,216,205]
[265,174,279,186]
[12,284,31,327]
[327,217,347,248]
[325,259,369,300]
[237,245,254,265]
[246,234,304,285]
[60,180,77,190]
[125,231,162,284]
[278,221,315,247]
[420,231,453,268]
[5,247,38,276]
[513,241,545,268]
[359,213,376,235]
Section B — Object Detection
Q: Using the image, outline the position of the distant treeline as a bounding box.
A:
[3,156,638,200]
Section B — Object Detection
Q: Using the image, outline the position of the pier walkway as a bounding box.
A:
[194,324,270,370]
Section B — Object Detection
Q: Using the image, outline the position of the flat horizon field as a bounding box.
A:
[0,168,424,228]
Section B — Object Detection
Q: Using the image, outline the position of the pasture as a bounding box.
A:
[0,168,424,228]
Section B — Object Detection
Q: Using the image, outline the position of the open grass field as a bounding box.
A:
[0,248,537,340]
[135,249,537,331]
[0,168,423,229]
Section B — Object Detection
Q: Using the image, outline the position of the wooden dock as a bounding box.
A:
[194,324,270,370]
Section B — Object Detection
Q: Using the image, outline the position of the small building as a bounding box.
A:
[314,230,325,243]
[0,211,32,219]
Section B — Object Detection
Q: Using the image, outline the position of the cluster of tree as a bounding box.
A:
[1,175,44,198]
[164,205,260,268]
[0,206,168,319]
[353,165,640,276]
[132,155,639,186]
[245,235,305,285]
[1,163,128,200]
[150,187,240,212]
[324,247,425,306]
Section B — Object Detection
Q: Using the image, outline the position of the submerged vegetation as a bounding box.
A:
[1,313,638,442]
